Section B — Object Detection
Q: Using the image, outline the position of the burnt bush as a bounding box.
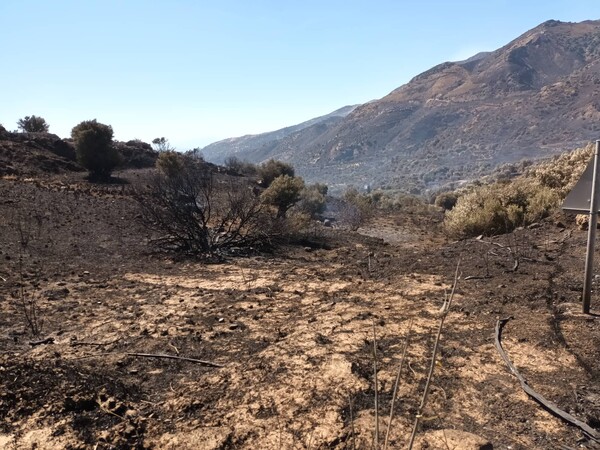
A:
[137,154,274,257]
[224,156,258,176]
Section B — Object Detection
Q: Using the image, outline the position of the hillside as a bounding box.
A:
[202,19,600,193]
[201,105,358,164]
[0,126,158,176]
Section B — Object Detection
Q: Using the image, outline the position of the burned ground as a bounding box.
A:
[1,171,600,449]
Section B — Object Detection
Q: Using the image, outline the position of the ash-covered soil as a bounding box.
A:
[1,172,600,449]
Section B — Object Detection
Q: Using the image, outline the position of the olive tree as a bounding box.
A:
[17,115,49,132]
[260,174,305,218]
[258,159,295,187]
[152,137,174,152]
[71,120,120,180]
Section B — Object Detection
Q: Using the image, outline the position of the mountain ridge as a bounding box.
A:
[203,19,600,193]
[201,105,358,164]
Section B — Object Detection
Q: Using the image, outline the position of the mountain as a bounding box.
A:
[202,19,600,194]
[201,105,358,164]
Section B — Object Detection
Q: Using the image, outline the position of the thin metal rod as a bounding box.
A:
[583,140,600,314]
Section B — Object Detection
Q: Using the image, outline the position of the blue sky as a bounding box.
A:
[1,1,599,149]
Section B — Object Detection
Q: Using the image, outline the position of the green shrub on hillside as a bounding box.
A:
[71,120,120,180]
[152,137,174,152]
[527,143,594,196]
[444,179,559,237]
[434,192,458,210]
[156,151,184,178]
[258,159,294,187]
[260,174,305,218]
[17,115,49,133]
[296,183,328,218]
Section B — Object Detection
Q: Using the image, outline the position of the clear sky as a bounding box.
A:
[1,1,599,150]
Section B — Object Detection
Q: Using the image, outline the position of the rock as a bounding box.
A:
[43,287,69,300]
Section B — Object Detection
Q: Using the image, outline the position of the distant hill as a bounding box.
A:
[201,105,358,164]
[202,19,600,194]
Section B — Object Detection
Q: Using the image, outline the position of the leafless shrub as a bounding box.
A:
[224,156,258,176]
[136,156,273,257]
[11,207,46,336]
[335,188,375,230]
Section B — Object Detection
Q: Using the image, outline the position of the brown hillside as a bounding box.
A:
[0,131,158,177]
[204,19,600,194]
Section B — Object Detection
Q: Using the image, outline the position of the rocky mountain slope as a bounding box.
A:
[201,105,358,164]
[202,19,600,193]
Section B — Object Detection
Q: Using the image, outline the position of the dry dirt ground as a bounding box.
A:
[1,171,600,449]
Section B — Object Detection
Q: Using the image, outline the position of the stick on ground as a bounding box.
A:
[373,319,380,449]
[407,260,460,449]
[126,352,223,368]
[383,319,414,450]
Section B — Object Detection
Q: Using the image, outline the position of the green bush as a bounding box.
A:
[258,159,295,187]
[444,179,559,238]
[527,143,594,197]
[434,192,458,210]
[296,183,328,218]
[156,151,184,178]
[17,115,49,132]
[224,156,258,175]
[152,137,174,152]
[261,174,305,218]
[71,120,120,180]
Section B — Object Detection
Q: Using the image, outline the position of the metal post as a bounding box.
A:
[582,140,600,314]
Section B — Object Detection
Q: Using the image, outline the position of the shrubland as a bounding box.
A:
[442,143,594,238]
[138,154,324,258]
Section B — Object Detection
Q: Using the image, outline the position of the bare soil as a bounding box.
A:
[1,171,600,449]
